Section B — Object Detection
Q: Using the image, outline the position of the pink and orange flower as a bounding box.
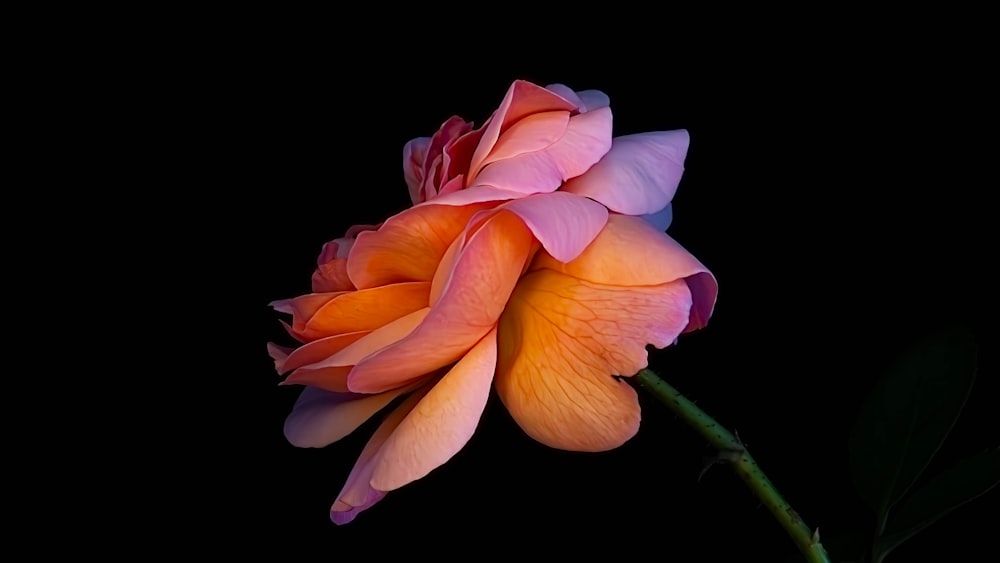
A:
[269,79,717,524]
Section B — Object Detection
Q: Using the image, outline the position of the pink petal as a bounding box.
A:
[544,84,610,113]
[499,192,608,264]
[283,385,413,448]
[467,80,578,181]
[347,211,535,393]
[370,327,498,491]
[471,106,613,194]
[329,386,431,524]
[279,330,370,373]
[562,130,690,216]
[414,185,524,207]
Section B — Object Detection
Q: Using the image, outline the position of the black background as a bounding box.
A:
[185,29,996,562]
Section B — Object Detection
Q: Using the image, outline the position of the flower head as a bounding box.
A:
[269,79,717,523]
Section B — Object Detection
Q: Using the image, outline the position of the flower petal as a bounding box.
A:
[278,331,370,373]
[472,107,613,195]
[328,385,431,524]
[403,136,431,203]
[306,307,430,370]
[467,80,578,181]
[544,84,610,113]
[370,327,498,491]
[640,203,673,231]
[297,282,430,340]
[283,385,413,449]
[347,202,495,289]
[415,185,524,207]
[495,269,694,451]
[499,192,608,264]
[562,130,690,216]
[347,211,535,393]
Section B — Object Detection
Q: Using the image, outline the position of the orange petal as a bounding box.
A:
[306,308,430,371]
[328,384,432,524]
[347,202,497,289]
[370,327,498,491]
[348,211,535,393]
[283,365,353,392]
[531,214,717,330]
[278,331,370,373]
[495,269,694,451]
[298,282,430,341]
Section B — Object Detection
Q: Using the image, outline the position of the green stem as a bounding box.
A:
[633,369,831,563]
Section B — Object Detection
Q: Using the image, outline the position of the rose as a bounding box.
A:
[269,80,717,524]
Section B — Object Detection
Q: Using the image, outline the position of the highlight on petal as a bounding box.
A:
[283,384,414,448]
[347,202,496,289]
[499,191,608,264]
[562,130,690,216]
[530,214,717,330]
[347,211,535,393]
[370,327,498,491]
[471,106,613,195]
[329,385,431,524]
[495,269,694,452]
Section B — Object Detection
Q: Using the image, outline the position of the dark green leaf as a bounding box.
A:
[847,325,977,527]
[875,448,999,559]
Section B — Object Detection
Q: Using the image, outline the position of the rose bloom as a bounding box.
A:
[269,80,717,524]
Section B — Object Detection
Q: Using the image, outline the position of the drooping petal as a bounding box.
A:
[283,385,413,448]
[296,282,430,341]
[329,385,431,524]
[562,130,690,216]
[347,202,496,289]
[370,327,498,491]
[499,192,608,264]
[531,215,715,306]
[471,107,613,194]
[467,80,578,181]
[495,269,694,451]
[348,211,535,393]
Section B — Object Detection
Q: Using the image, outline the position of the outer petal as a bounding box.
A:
[544,84,610,113]
[562,130,690,216]
[496,270,694,451]
[347,202,496,289]
[283,385,413,448]
[531,214,717,330]
[347,211,535,393]
[370,327,498,491]
[471,107,613,195]
[329,385,431,524]
[499,192,608,264]
[415,185,524,207]
[297,282,430,340]
[467,80,578,181]
[640,203,673,231]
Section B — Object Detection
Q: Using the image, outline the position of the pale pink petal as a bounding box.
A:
[283,385,413,448]
[562,130,690,216]
[370,327,498,491]
[499,192,608,263]
[266,342,293,372]
[530,214,717,332]
[471,107,613,194]
[467,80,578,181]
[347,211,535,393]
[544,84,610,113]
[329,386,431,524]
[478,111,569,169]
